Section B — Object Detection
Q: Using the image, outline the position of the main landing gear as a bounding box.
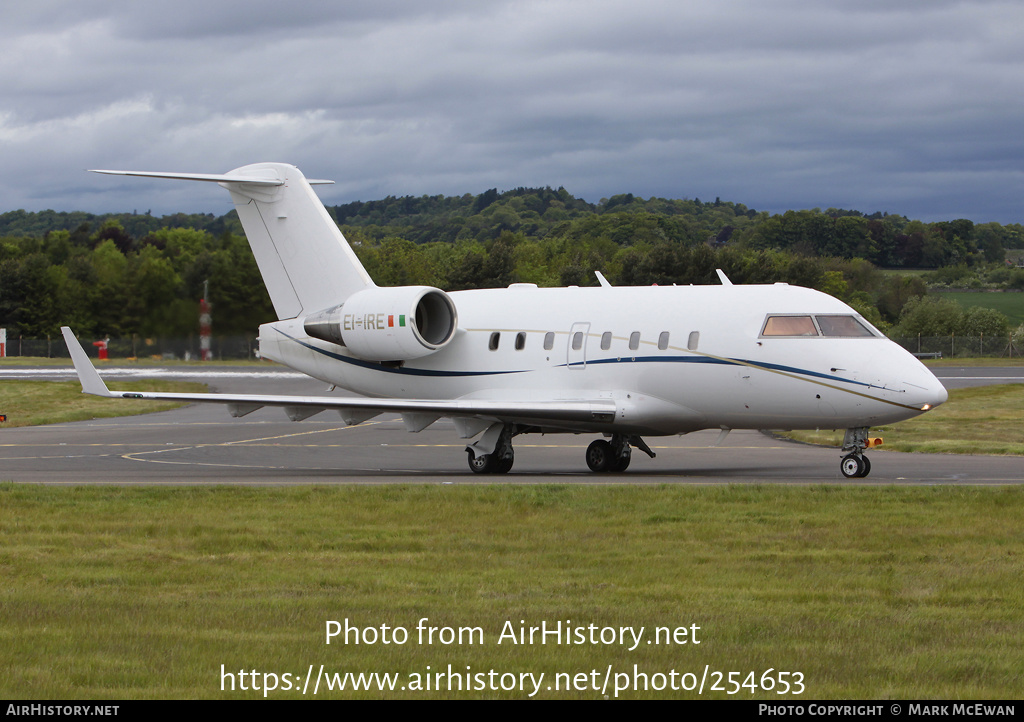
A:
[466,424,516,474]
[840,427,880,478]
[585,435,656,473]
[466,425,655,474]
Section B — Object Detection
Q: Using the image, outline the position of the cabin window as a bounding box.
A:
[515,332,526,350]
[629,332,640,350]
[601,332,612,350]
[815,315,875,337]
[761,315,818,337]
[543,332,555,350]
[687,331,699,351]
[658,331,670,350]
[489,332,501,350]
[572,332,584,351]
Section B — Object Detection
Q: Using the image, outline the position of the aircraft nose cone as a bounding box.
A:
[900,363,948,411]
[915,372,948,411]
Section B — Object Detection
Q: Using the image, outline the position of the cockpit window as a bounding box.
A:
[815,315,875,337]
[761,314,877,338]
[762,315,818,336]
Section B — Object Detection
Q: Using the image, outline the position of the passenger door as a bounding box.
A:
[567,322,590,370]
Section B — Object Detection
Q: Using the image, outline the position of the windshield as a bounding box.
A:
[761,314,877,338]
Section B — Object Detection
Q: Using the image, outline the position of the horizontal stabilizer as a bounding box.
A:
[90,169,282,185]
[89,169,334,185]
[90,163,366,320]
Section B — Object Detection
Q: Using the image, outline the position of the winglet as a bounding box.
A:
[61,327,114,397]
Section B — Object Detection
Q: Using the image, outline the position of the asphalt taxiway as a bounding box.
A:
[1,364,1022,484]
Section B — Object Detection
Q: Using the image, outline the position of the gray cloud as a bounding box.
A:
[1,0,1022,222]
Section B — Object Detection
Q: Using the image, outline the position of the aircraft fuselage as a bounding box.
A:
[81,162,948,476]
[258,282,946,436]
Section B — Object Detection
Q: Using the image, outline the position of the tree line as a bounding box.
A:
[2,186,1022,339]
[0,223,269,338]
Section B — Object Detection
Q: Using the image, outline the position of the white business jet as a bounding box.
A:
[64,162,948,477]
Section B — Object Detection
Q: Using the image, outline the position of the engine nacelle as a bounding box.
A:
[303,286,458,361]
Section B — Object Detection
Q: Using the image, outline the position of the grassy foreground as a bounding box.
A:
[784,384,1024,455]
[923,357,1024,367]
[0,484,1021,699]
[0,380,206,427]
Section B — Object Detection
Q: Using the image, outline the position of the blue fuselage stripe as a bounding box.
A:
[275,329,870,388]
[277,329,522,377]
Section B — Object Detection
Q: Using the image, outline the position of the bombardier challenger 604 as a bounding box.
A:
[64,163,948,477]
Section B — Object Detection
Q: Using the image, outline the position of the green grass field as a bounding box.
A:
[924,357,1024,367]
[935,291,1024,327]
[0,380,205,427]
[0,357,272,367]
[3,368,1022,699]
[1,484,1021,699]
[783,384,1024,455]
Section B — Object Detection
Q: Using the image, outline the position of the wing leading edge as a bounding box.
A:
[59,327,617,430]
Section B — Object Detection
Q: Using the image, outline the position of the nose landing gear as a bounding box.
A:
[840,452,871,478]
[840,427,881,478]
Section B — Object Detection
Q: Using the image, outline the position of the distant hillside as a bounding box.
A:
[0,209,241,240]
[326,187,758,246]
[4,185,1024,337]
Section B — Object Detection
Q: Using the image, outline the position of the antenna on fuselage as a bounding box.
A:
[716,269,733,286]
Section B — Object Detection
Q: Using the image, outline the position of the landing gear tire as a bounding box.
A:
[840,453,870,478]
[467,449,514,474]
[494,451,514,474]
[587,437,634,473]
[468,451,496,474]
[586,439,613,472]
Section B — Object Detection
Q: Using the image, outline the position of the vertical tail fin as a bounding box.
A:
[221,163,374,319]
[90,163,375,319]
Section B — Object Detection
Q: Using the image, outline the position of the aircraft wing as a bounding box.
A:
[60,328,616,428]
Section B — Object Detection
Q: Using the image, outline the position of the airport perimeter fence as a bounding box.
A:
[1,334,260,361]
[2,332,1022,361]
[887,336,1020,359]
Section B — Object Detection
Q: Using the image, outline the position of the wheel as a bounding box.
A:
[468,451,496,474]
[857,455,871,478]
[609,449,631,472]
[586,439,613,472]
[494,450,514,474]
[840,453,865,479]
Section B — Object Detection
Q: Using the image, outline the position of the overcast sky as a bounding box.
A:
[2,0,1022,223]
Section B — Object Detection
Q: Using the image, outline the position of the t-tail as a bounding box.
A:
[91,164,459,360]
[90,163,375,320]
